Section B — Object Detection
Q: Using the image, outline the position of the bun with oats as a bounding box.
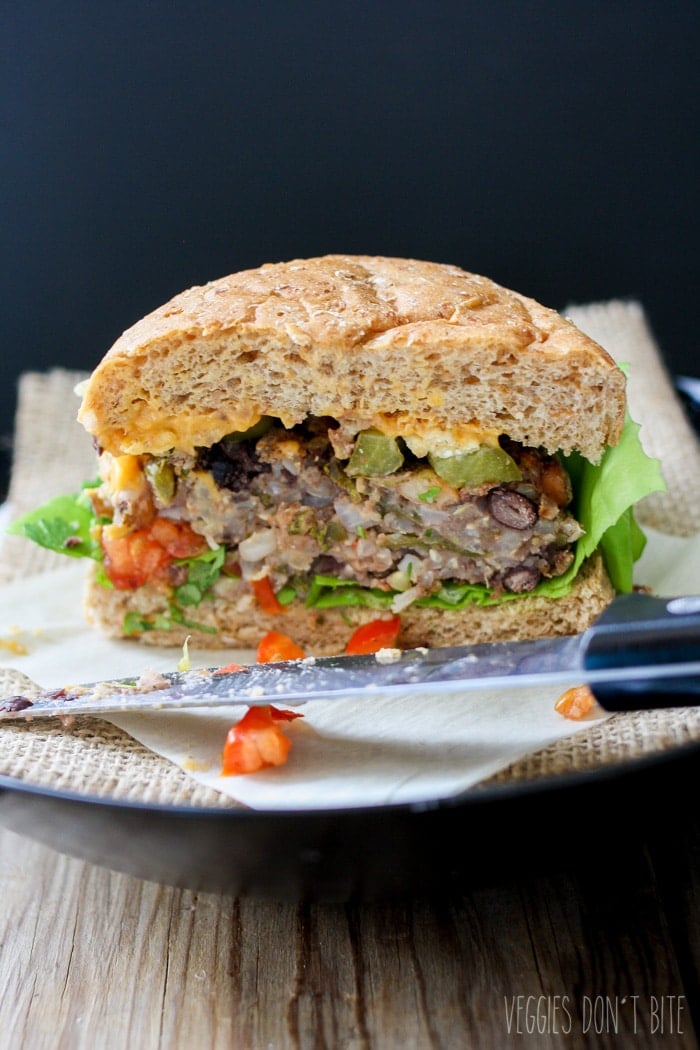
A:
[11,255,663,654]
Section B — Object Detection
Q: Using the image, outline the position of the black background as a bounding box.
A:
[2,2,698,496]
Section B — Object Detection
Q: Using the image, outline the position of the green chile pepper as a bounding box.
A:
[428,446,521,487]
[144,459,176,504]
[346,429,405,477]
[220,416,273,452]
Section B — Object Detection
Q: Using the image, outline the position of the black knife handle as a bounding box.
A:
[581,592,700,710]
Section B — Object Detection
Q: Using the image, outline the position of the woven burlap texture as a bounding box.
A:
[1,300,698,805]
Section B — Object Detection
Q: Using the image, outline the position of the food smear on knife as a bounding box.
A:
[6,255,665,657]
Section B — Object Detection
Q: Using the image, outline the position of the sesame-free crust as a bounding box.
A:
[77,255,626,463]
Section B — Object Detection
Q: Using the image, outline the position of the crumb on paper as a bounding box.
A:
[0,625,32,656]
[0,636,29,656]
[374,647,402,665]
[182,756,212,773]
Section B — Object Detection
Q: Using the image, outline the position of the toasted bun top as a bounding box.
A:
[77,254,626,461]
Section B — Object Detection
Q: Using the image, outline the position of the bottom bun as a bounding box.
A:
[83,553,614,656]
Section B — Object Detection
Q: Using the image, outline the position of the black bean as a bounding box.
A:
[311,554,342,576]
[487,488,538,530]
[503,566,542,593]
[0,696,34,712]
[197,441,271,492]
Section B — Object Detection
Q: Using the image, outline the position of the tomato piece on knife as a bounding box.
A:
[251,575,285,614]
[344,616,401,655]
[256,630,306,663]
[212,662,246,675]
[221,704,303,775]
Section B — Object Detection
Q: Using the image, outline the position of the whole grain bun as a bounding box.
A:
[77,255,626,463]
[83,552,614,656]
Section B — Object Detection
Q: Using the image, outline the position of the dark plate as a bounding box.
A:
[1,739,699,901]
[1,379,699,902]
[1,739,700,902]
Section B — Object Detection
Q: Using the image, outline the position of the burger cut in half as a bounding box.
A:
[10,255,665,654]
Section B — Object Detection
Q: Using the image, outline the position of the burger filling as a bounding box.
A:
[89,415,584,616]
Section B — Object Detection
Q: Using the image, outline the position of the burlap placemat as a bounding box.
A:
[1,300,699,806]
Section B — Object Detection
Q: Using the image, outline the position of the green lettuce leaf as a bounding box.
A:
[123,605,219,637]
[554,410,665,594]
[173,545,226,607]
[305,574,394,610]
[6,489,103,560]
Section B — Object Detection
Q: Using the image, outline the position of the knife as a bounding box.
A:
[1,592,699,720]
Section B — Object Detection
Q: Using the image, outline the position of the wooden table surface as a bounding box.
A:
[1,750,699,1050]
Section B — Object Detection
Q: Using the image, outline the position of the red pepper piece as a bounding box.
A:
[221,704,303,775]
[256,630,306,663]
[251,575,285,614]
[344,615,401,655]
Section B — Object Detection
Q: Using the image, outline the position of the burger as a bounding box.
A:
[10,255,664,654]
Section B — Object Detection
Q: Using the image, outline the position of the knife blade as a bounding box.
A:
[1,592,699,720]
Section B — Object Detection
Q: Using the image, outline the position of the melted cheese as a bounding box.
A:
[371,416,501,458]
[106,453,143,491]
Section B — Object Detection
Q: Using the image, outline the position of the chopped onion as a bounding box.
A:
[386,569,411,591]
[387,554,423,592]
[391,584,424,613]
[333,499,382,531]
[238,528,277,561]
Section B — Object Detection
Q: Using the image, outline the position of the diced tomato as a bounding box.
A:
[256,630,306,663]
[149,517,208,558]
[251,575,285,614]
[266,704,303,722]
[555,684,597,720]
[101,527,172,590]
[100,517,207,589]
[221,704,304,775]
[344,616,401,655]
